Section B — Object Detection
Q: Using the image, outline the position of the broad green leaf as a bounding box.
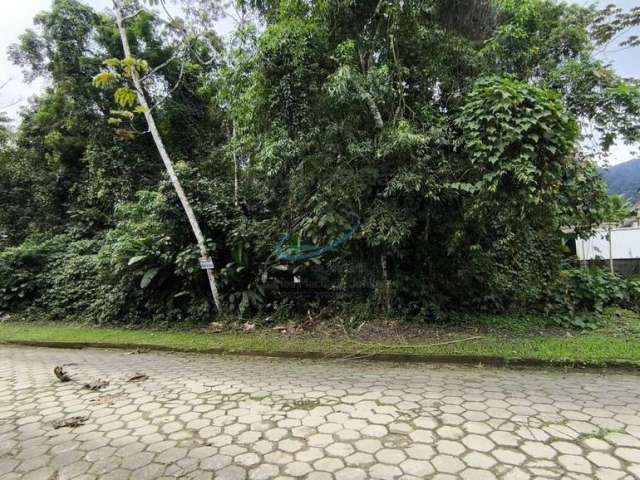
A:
[140,268,160,289]
[128,255,146,266]
[114,87,137,108]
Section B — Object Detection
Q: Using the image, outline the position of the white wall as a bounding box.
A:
[576,227,640,260]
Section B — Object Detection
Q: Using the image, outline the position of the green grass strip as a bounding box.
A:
[1,321,639,368]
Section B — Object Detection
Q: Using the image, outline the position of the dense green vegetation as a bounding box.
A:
[1,0,640,327]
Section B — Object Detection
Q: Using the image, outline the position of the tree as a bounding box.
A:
[592,4,640,50]
[483,0,640,155]
[0,82,10,148]
[95,0,222,312]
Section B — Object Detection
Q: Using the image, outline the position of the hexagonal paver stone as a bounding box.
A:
[335,467,368,480]
[279,439,305,453]
[237,431,262,444]
[216,465,247,480]
[414,416,438,429]
[437,440,466,456]
[189,446,218,459]
[460,468,497,480]
[122,452,155,470]
[284,461,312,476]
[595,467,627,480]
[314,457,345,473]
[432,454,465,474]
[59,461,91,479]
[336,429,361,441]
[307,473,334,480]
[264,451,293,465]
[614,447,640,462]
[463,452,496,469]
[376,448,407,464]
[437,426,464,439]
[400,459,435,476]
[557,455,592,474]
[157,447,188,464]
[326,442,355,457]
[18,456,50,474]
[318,423,342,434]
[461,434,495,453]
[521,441,556,459]
[355,439,383,454]
[406,444,435,460]
[201,454,232,470]
[489,431,519,447]
[587,451,621,469]
[492,448,526,465]
[249,464,279,480]
[253,440,274,455]
[235,453,260,467]
[369,463,402,479]
[345,452,374,467]
[296,448,324,463]
[584,438,612,451]
[362,425,388,438]
[265,428,288,442]
[409,429,435,443]
[308,434,333,448]
[131,463,165,480]
[551,441,582,455]
[606,433,640,447]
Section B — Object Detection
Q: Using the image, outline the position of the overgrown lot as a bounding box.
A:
[1,0,640,328]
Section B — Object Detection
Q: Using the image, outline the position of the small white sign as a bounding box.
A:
[199,257,215,270]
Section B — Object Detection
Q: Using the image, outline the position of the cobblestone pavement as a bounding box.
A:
[1,346,640,479]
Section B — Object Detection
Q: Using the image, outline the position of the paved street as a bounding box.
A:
[1,346,640,479]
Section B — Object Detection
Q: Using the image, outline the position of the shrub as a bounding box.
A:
[0,234,70,311]
[93,190,215,326]
[39,239,102,320]
[545,268,639,329]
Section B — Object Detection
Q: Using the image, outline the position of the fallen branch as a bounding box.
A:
[127,373,149,382]
[331,335,486,360]
[343,335,484,351]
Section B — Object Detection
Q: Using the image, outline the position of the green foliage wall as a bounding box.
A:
[1,0,639,324]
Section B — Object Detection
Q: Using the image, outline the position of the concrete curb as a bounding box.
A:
[4,339,640,372]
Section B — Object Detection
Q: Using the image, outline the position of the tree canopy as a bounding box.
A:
[1,0,639,324]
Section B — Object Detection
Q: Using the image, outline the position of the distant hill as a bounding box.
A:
[601,158,640,204]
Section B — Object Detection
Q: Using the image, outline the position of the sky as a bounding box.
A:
[0,0,638,164]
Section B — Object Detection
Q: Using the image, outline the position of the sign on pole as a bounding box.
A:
[199,257,215,270]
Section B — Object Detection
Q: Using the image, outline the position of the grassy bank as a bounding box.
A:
[1,310,639,367]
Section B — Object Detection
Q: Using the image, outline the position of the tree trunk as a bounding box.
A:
[380,254,391,312]
[356,81,384,130]
[232,122,239,207]
[608,225,614,274]
[113,1,222,313]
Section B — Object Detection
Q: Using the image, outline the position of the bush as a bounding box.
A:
[0,234,105,320]
[93,190,216,326]
[39,239,102,321]
[0,234,70,311]
[545,268,640,329]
